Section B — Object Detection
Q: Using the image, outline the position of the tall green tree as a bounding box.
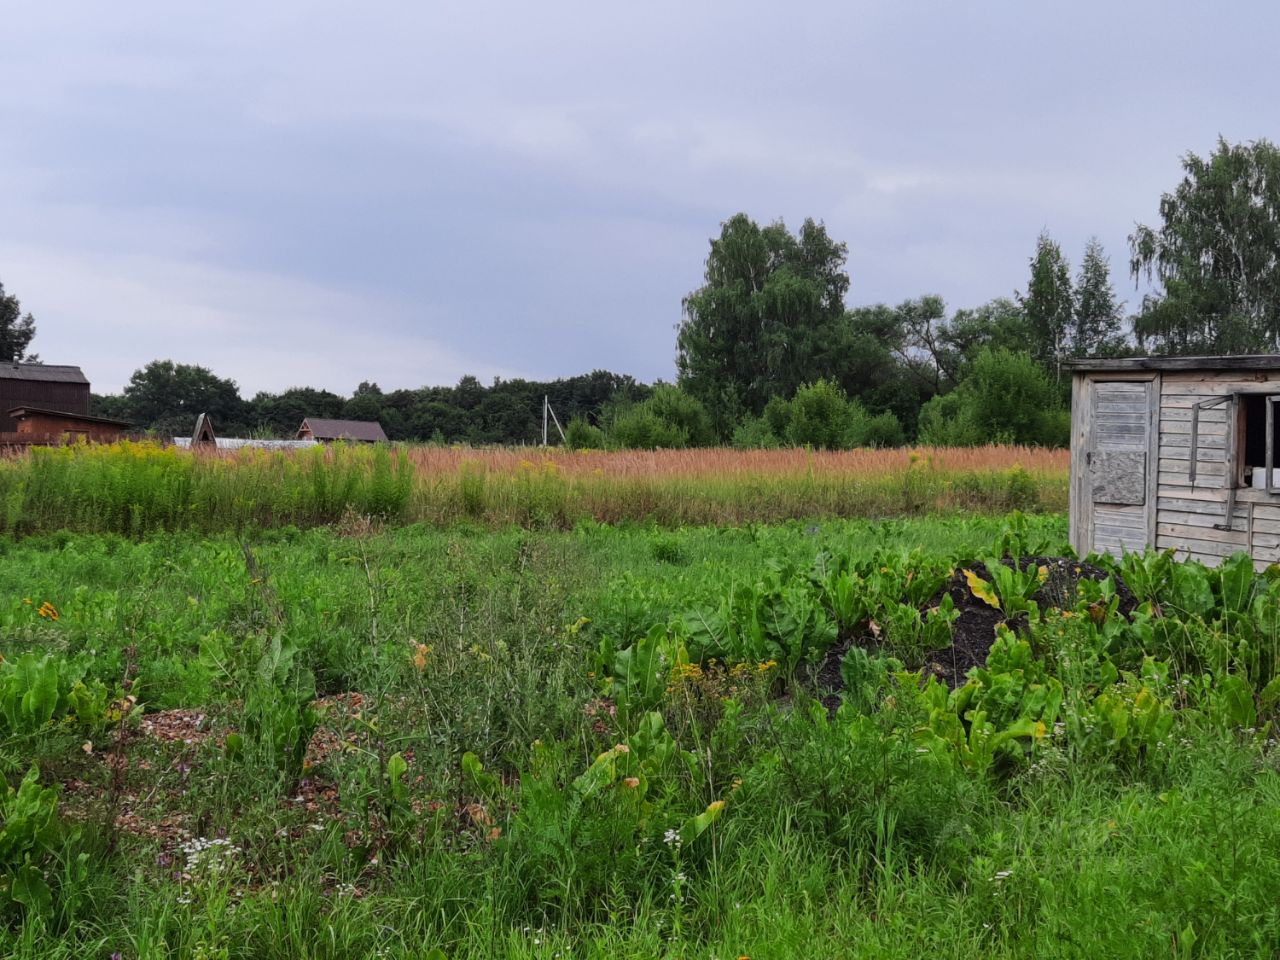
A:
[1019,231,1074,374]
[1130,137,1280,354]
[1071,238,1126,357]
[0,279,38,363]
[122,360,247,437]
[835,302,930,435]
[250,387,346,436]
[677,214,850,430]
[940,298,1034,378]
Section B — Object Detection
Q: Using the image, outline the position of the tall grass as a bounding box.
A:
[0,442,1067,535]
[0,441,414,535]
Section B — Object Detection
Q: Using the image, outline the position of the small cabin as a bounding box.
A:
[1068,355,1280,569]
[4,406,130,444]
[297,418,387,443]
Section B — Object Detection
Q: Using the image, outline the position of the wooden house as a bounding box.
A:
[1067,355,1280,568]
[0,363,90,433]
[297,418,387,443]
[4,406,130,444]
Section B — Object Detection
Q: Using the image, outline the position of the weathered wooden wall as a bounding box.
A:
[1154,370,1280,569]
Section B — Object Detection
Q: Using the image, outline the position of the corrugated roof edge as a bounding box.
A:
[1063,355,1280,372]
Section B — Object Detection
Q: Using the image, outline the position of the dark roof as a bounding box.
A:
[300,418,388,442]
[7,406,131,427]
[0,363,89,384]
[1065,355,1280,373]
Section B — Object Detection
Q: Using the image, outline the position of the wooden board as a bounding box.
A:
[1090,451,1146,504]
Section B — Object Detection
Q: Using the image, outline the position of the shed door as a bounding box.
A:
[1087,379,1155,556]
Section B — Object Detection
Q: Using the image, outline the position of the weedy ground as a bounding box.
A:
[0,511,1278,958]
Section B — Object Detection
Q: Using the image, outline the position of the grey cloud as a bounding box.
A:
[1,0,1277,394]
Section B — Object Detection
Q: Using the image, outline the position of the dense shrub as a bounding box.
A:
[608,407,688,449]
[744,380,905,449]
[564,417,606,450]
[643,385,716,446]
[786,379,854,449]
[730,416,780,449]
[855,410,907,448]
[917,349,1065,446]
[607,385,715,449]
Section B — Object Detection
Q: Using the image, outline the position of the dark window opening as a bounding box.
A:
[1240,394,1280,488]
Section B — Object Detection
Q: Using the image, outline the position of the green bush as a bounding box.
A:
[917,349,1065,446]
[730,416,781,449]
[744,381,904,449]
[644,385,716,446]
[786,379,853,449]
[0,654,112,738]
[853,410,906,448]
[564,417,606,450]
[609,408,688,449]
[607,386,716,449]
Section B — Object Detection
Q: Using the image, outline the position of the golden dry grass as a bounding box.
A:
[405,444,1068,479]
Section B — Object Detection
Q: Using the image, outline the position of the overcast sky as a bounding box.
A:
[1,1,1276,396]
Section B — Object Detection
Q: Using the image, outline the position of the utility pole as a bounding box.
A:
[541,395,566,446]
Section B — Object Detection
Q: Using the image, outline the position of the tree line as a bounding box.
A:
[3,136,1278,448]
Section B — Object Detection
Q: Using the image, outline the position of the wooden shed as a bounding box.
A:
[1067,355,1280,568]
[0,363,90,433]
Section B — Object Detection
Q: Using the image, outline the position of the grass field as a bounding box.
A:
[0,442,1067,534]
[1,499,1279,958]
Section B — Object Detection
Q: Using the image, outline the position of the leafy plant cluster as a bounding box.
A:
[2,517,1280,957]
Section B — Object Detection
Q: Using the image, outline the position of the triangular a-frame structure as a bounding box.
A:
[191,413,217,447]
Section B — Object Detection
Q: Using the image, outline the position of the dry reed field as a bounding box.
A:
[405,444,1068,479]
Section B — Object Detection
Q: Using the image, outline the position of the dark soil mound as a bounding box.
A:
[814,556,1135,708]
